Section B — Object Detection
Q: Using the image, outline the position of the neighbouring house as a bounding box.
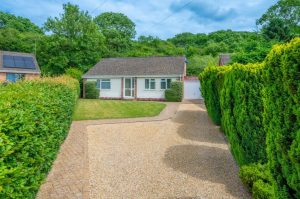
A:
[219,54,231,66]
[0,51,41,82]
[83,56,189,100]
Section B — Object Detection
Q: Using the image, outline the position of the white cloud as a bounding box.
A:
[0,0,277,39]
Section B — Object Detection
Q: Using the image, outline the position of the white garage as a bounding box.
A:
[184,77,202,100]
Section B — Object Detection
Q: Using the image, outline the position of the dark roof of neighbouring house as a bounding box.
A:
[219,54,231,66]
[83,56,186,77]
[0,51,41,74]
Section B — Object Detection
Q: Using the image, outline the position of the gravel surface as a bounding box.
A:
[87,103,251,199]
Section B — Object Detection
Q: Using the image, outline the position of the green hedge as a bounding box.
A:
[239,164,275,199]
[165,81,183,102]
[199,66,229,125]
[220,63,266,165]
[200,38,300,198]
[85,81,99,99]
[0,76,79,198]
[263,38,300,198]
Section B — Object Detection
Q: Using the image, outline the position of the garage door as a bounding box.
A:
[184,79,202,99]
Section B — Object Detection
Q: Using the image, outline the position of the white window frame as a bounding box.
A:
[145,78,156,90]
[161,78,172,90]
[97,79,111,90]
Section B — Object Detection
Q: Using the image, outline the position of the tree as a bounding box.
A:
[41,3,106,75]
[257,0,300,41]
[0,28,42,53]
[94,12,136,56]
[0,11,43,34]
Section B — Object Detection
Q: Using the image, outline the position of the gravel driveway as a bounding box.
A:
[87,102,251,199]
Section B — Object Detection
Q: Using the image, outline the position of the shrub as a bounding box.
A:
[0,76,79,198]
[220,63,266,165]
[165,81,183,102]
[262,38,300,198]
[199,66,230,125]
[65,68,83,82]
[239,163,275,199]
[85,81,99,99]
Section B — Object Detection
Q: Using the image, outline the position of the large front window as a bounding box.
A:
[6,73,25,82]
[145,79,155,90]
[97,79,111,90]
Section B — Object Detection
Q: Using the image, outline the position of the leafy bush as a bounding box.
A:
[165,81,183,102]
[239,164,275,199]
[0,76,79,198]
[65,67,83,96]
[199,66,230,125]
[220,63,266,165]
[65,68,83,82]
[262,38,300,199]
[85,81,99,99]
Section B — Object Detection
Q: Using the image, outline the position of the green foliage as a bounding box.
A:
[262,38,300,198]
[0,76,79,198]
[0,11,43,34]
[239,164,275,199]
[127,36,184,57]
[94,12,136,56]
[85,81,99,99]
[40,3,106,75]
[0,28,43,53]
[187,55,218,76]
[165,81,183,102]
[65,68,83,82]
[257,0,300,41]
[220,63,266,165]
[199,66,229,125]
[201,38,300,198]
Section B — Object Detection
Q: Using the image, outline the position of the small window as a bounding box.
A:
[145,79,149,89]
[167,79,172,89]
[101,79,111,89]
[6,73,24,82]
[145,79,155,90]
[161,79,166,89]
[161,79,172,89]
[150,79,155,89]
[97,79,111,90]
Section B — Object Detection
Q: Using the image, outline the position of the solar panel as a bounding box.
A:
[2,55,36,69]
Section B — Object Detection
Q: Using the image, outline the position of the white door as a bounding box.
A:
[124,78,135,99]
[184,80,202,99]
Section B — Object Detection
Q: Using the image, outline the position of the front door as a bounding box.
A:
[124,78,135,99]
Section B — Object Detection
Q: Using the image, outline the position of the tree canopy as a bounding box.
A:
[40,3,106,75]
[0,1,296,76]
[0,11,43,34]
[94,12,136,56]
[257,0,300,41]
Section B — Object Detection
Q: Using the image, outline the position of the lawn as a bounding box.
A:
[73,99,166,120]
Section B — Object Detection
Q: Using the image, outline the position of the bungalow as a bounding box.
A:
[82,56,186,100]
[0,51,41,82]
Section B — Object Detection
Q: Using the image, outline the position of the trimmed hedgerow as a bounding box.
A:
[220,63,266,165]
[262,38,300,199]
[199,66,230,125]
[239,164,275,199]
[0,76,79,198]
[165,81,183,102]
[200,38,300,198]
[85,81,99,99]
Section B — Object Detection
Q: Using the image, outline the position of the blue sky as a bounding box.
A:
[0,0,277,39]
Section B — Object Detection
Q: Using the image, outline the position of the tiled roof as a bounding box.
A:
[83,56,186,77]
